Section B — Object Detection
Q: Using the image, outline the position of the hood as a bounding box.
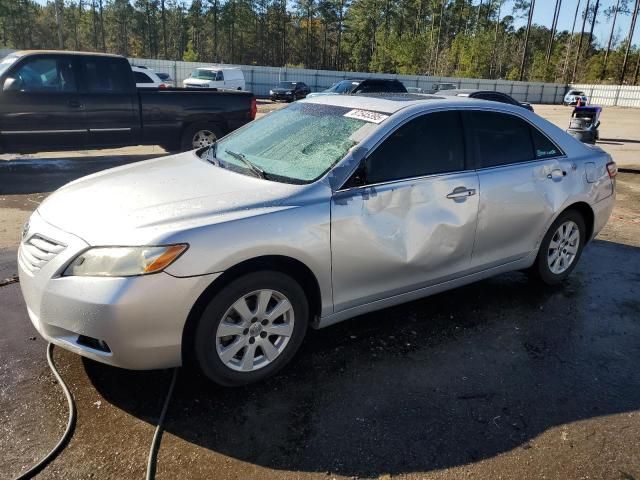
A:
[184,78,213,86]
[37,152,305,246]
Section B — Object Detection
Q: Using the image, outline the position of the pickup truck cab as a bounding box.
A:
[0,50,256,152]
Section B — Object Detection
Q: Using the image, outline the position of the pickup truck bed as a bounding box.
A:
[0,50,256,153]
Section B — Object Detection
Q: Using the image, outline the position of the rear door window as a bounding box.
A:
[134,71,154,84]
[365,111,465,184]
[468,111,535,168]
[81,57,132,93]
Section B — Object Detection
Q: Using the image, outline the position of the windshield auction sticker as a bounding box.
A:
[344,109,389,124]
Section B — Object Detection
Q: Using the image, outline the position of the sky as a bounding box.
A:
[505,0,640,47]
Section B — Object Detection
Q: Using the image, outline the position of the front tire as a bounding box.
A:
[194,271,309,386]
[530,210,586,285]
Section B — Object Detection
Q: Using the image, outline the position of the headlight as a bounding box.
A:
[63,244,188,277]
[269,89,274,95]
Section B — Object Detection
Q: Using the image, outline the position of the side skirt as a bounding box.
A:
[315,251,537,329]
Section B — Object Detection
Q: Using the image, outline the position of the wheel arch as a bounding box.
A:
[562,201,595,242]
[181,254,322,365]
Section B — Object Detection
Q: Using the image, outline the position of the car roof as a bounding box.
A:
[438,89,502,95]
[302,92,495,114]
[195,66,241,70]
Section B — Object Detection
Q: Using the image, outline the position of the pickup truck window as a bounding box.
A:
[6,57,76,93]
[81,57,131,93]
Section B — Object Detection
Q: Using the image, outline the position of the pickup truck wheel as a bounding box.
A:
[194,271,309,386]
[181,123,222,151]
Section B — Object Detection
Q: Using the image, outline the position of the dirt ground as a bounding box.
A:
[1,102,639,480]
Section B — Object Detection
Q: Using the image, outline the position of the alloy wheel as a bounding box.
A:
[547,220,580,274]
[215,289,295,372]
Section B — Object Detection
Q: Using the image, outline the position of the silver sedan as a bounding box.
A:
[18,95,617,386]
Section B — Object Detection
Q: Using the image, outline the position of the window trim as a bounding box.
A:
[463,109,566,171]
[337,108,470,192]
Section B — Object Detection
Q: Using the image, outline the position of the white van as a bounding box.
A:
[183,67,245,90]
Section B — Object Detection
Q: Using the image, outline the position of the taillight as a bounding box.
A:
[606,161,618,178]
[249,97,257,120]
[159,83,167,89]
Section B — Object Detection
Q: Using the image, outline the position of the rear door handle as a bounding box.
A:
[547,169,567,180]
[446,187,476,199]
[68,100,84,109]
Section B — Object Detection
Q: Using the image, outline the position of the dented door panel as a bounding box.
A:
[331,171,480,313]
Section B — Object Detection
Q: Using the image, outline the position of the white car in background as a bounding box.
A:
[132,66,170,89]
[563,90,588,106]
[155,72,175,88]
[183,67,245,90]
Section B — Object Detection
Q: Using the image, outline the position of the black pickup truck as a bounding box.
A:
[0,50,256,153]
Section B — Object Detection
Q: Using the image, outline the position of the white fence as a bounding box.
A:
[129,57,568,104]
[569,84,640,108]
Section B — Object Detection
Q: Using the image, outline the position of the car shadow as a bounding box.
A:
[0,152,165,195]
[84,239,640,477]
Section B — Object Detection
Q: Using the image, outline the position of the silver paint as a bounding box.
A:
[19,95,616,370]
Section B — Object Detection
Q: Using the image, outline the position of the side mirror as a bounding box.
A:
[3,76,16,91]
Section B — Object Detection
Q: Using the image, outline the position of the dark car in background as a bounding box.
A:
[438,88,534,111]
[430,82,458,92]
[0,50,256,152]
[269,81,311,102]
[307,78,407,97]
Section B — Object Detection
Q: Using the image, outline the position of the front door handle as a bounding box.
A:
[68,100,84,109]
[446,187,476,199]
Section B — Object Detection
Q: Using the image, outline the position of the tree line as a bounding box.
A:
[1,0,639,84]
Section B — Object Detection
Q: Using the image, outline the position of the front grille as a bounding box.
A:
[19,234,66,274]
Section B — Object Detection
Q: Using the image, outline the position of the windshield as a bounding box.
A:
[203,103,382,183]
[156,72,171,80]
[277,82,295,89]
[0,54,19,77]
[191,69,217,80]
[326,80,359,93]
[571,91,585,95]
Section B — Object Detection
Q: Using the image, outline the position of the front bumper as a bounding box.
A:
[271,93,294,101]
[18,212,220,370]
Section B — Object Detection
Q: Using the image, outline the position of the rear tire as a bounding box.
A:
[194,271,309,386]
[530,210,586,285]
[180,123,222,151]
